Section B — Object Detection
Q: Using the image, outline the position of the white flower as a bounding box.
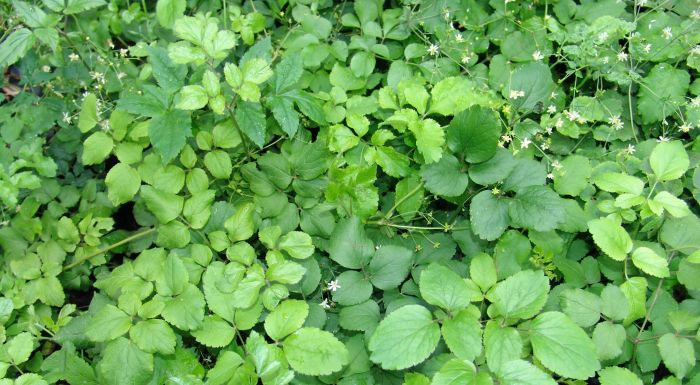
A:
[602,56,609,64]
[100,120,111,132]
[327,280,341,292]
[501,134,512,143]
[117,72,126,80]
[532,50,544,61]
[617,51,628,62]
[657,136,670,142]
[42,65,51,73]
[69,52,80,62]
[692,10,700,20]
[565,110,581,122]
[691,97,700,108]
[550,91,558,99]
[546,173,554,180]
[555,118,564,129]
[455,33,463,42]
[320,298,331,309]
[643,43,652,53]
[638,0,648,6]
[541,142,549,150]
[679,123,693,133]
[509,90,525,99]
[552,160,562,170]
[626,144,636,154]
[428,44,440,56]
[608,115,623,130]
[62,112,72,124]
[107,39,115,49]
[545,126,553,135]
[461,54,470,63]
[119,48,129,58]
[491,186,501,195]
[520,137,532,149]
[598,31,609,41]
[662,27,673,40]
[90,71,105,84]
[547,105,556,114]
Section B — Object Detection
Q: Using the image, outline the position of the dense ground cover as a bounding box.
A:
[0,0,699,384]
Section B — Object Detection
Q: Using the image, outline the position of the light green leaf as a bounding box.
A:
[489,270,549,320]
[140,185,183,224]
[560,288,601,328]
[638,64,689,124]
[161,284,205,330]
[235,100,267,148]
[264,299,308,340]
[620,277,647,325]
[97,338,153,385]
[338,300,380,332]
[176,85,208,110]
[507,62,555,110]
[64,0,106,14]
[446,105,501,163]
[191,315,235,347]
[658,333,695,378]
[266,260,306,284]
[529,311,600,380]
[497,359,557,385]
[86,305,132,342]
[155,0,185,28]
[129,319,176,355]
[332,270,372,306]
[598,366,642,385]
[484,321,522,373]
[148,110,192,164]
[652,191,690,218]
[283,328,350,376]
[553,155,591,197]
[408,118,444,164]
[631,247,670,277]
[420,154,469,197]
[204,150,232,179]
[470,190,510,241]
[7,332,34,364]
[431,359,476,385]
[587,216,632,261]
[242,58,273,85]
[368,305,440,370]
[0,28,34,68]
[78,93,99,133]
[328,216,374,269]
[600,285,629,322]
[592,321,626,361]
[155,254,189,296]
[419,263,472,312]
[106,163,141,206]
[508,186,565,232]
[470,253,497,292]
[279,231,314,259]
[594,172,645,195]
[225,202,256,242]
[441,309,482,361]
[650,141,689,181]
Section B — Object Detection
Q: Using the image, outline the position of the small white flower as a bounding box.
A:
[547,105,557,114]
[626,144,636,154]
[327,280,341,292]
[565,110,582,122]
[532,50,544,61]
[119,48,129,58]
[545,126,553,135]
[602,56,609,64]
[62,112,72,124]
[679,123,693,133]
[552,160,562,170]
[662,27,673,40]
[428,44,440,56]
[461,54,470,63]
[643,43,652,53]
[509,90,525,99]
[541,142,549,150]
[69,52,80,62]
[617,51,628,62]
[100,120,110,132]
[555,118,564,129]
[692,10,700,20]
[491,186,501,195]
[107,39,115,49]
[90,71,105,84]
[520,137,532,149]
[657,136,670,142]
[42,65,51,73]
[546,173,554,180]
[320,298,331,309]
[117,72,126,80]
[608,115,624,130]
[550,91,558,99]
[638,0,648,6]
[691,97,700,108]
[501,134,512,143]
[455,33,464,42]
[598,31,609,41]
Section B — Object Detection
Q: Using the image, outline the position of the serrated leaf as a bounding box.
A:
[129,319,176,355]
[484,321,522,373]
[235,100,267,148]
[631,247,670,277]
[148,110,192,164]
[419,263,472,312]
[650,141,689,182]
[508,186,565,232]
[283,328,349,376]
[328,216,374,269]
[78,93,98,133]
[420,154,469,197]
[588,216,632,261]
[106,163,141,206]
[598,366,642,385]
[470,190,510,241]
[97,338,153,385]
[278,231,314,259]
[446,105,501,163]
[155,0,185,28]
[441,309,482,361]
[658,333,695,379]
[86,305,132,342]
[264,299,308,340]
[0,28,34,68]
[408,118,444,164]
[191,315,235,347]
[489,270,549,320]
[368,305,440,370]
[497,359,557,385]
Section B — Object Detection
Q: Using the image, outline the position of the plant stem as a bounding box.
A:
[384,181,424,220]
[63,227,156,271]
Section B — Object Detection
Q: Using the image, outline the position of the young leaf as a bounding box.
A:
[191,315,235,348]
[631,247,670,277]
[650,141,689,182]
[588,216,633,261]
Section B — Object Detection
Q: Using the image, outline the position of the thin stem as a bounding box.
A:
[63,228,156,271]
[384,181,424,220]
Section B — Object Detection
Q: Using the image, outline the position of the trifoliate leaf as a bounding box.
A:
[368,305,440,370]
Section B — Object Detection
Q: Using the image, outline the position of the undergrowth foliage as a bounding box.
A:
[0,0,699,384]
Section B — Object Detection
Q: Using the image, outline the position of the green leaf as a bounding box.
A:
[560,288,601,328]
[155,0,185,28]
[274,54,303,93]
[489,270,549,320]
[278,231,314,259]
[82,131,113,165]
[86,305,132,342]
[631,247,670,277]
[338,300,380,332]
[149,110,192,164]
[161,284,205,330]
[638,64,689,124]
[176,85,208,110]
[129,319,176,355]
[429,77,496,116]
[332,270,372,306]
[592,321,626,360]
[328,216,374,269]
[652,191,690,218]
[431,359,476,385]
[529,311,600,380]
[266,260,305,284]
[553,155,591,197]
[368,305,440,370]
[507,62,555,110]
[620,277,648,325]
[446,105,501,163]
[235,100,267,148]
[78,93,99,133]
[441,309,482,361]
[484,322,522,373]
[191,315,235,347]
[470,253,497,292]
[204,150,232,179]
[470,190,510,241]
[497,359,557,385]
[369,245,413,290]
[97,338,153,385]
[64,0,105,14]
[508,186,565,232]
[7,332,34,364]
[408,118,444,164]
[658,333,695,378]
[140,185,183,224]
[147,46,186,94]
[106,163,141,206]
[242,58,273,84]
[420,154,469,197]
[588,216,632,261]
[600,285,629,322]
[598,366,643,385]
[155,254,188,296]
[225,202,256,242]
[0,28,34,68]
[269,97,299,137]
[660,215,700,255]
[419,263,472,312]
[594,172,645,195]
[650,141,689,182]
[264,299,308,340]
[283,328,350,376]
[394,175,424,221]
